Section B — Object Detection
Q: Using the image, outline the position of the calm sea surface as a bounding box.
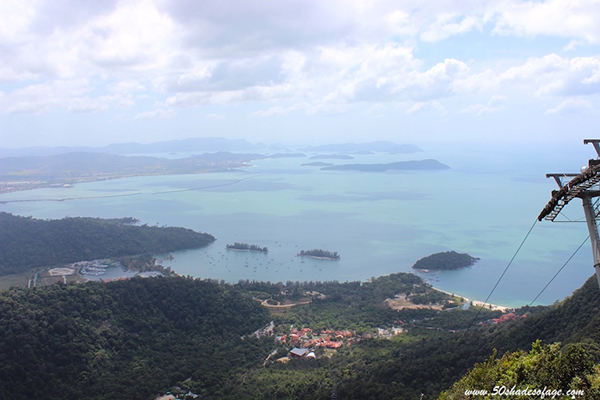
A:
[1,143,596,307]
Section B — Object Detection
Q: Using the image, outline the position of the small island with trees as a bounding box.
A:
[297,249,340,260]
[226,242,268,253]
[412,251,479,271]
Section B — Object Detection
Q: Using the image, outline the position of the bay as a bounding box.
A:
[0,143,595,307]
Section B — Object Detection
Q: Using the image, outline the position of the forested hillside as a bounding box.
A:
[0,277,270,400]
[440,341,597,399]
[220,276,600,399]
[0,212,215,275]
[2,246,600,398]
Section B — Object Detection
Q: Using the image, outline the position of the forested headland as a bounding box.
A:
[0,212,215,276]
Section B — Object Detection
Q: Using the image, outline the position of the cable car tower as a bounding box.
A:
[538,139,600,286]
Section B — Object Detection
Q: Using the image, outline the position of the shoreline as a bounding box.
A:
[431,286,513,312]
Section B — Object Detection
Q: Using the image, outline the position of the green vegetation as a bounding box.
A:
[297,249,340,260]
[0,277,271,400]
[226,242,268,252]
[0,212,215,276]
[4,209,600,399]
[119,253,177,277]
[3,273,600,399]
[412,251,479,270]
[440,341,597,399]
[238,272,456,331]
[217,276,600,399]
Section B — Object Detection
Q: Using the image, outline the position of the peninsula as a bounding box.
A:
[0,151,265,194]
[412,251,479,271]
[0,212,215,277]
[297,249,340,260]
[226,242,268,252]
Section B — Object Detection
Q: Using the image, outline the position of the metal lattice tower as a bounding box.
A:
[538,139,600,286]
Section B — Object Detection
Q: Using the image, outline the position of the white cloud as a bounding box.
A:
[306,103,348,116]
[545,98,593,115]
[251,106,289,118]
[493,0,600,44]
[402,58,470,101]
[251,102,310,117]
[421,13,483,42]
[133,108,176,120]
[462,95,507,115]
[108,80,146,94]
[4,0,600,146]
[405,101,446,115]
[0,78,91,114]
[67,97,110,113]
[564,40,584,51]
[205,113,224,120]
[498,55,600,97]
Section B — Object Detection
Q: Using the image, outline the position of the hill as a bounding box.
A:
[0,212,215,276]
[0,277,270,400]
[412,251,479,270]
[1,272,600,399]
[218,275,600,399]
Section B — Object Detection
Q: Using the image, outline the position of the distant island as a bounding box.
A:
[297,249,340,260]
[309,154,354,160]
[412,251,479,271]
[226,242,268,252]
[321,159,450,172]
[299,141,422,154]
[301,162,334,167]
[268,153,306,158]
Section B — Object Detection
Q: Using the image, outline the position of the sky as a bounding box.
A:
[2,0,600,148]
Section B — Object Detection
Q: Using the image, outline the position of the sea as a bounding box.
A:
[1,142,597,307]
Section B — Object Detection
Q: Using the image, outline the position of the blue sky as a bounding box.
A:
[2,0,600,148]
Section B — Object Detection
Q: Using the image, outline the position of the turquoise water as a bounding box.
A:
[1,144,596,307]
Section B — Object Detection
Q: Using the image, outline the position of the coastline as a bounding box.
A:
[431,286,513,312]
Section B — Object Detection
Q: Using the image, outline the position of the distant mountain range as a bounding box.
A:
[0,137,261,157]
[0,138,422,157]
[299,141,422,154]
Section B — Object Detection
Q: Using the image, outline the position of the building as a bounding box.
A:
[289,347,309,358]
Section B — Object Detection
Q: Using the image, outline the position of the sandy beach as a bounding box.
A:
[431,287,513,312]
